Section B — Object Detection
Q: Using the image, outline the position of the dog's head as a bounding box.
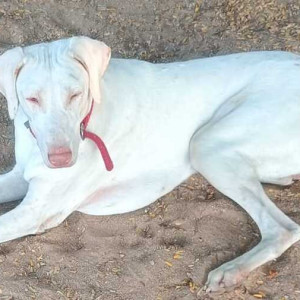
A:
[0,36,111,168]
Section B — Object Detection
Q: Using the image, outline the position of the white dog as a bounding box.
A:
[0,36,300,292]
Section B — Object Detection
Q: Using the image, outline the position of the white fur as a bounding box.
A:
[0,37,300,292]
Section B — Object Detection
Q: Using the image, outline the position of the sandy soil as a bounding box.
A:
[0,0,300,299]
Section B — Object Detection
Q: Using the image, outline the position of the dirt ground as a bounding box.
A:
[0,0,300,299]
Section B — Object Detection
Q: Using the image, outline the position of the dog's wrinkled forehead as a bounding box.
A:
[22,39,85,81]
[23,42,83,83]
[25,38,71,60]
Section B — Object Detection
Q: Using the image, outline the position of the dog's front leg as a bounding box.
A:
[0,165,28,203]
[0,177,78,244]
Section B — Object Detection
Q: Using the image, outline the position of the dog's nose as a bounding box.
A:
[48,147,72,168]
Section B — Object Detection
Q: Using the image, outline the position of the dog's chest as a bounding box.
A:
[78,162,194,216]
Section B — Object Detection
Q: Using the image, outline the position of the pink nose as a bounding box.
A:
[48,147,72,168]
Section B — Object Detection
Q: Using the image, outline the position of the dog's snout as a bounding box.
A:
[48,147,72,168]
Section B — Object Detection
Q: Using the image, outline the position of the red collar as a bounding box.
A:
[80,100,113,171]
[24,100,114,171]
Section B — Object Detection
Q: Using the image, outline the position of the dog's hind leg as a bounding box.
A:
[190,132,300,293]
[0,165,28,203]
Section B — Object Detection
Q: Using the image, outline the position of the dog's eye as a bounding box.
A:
[26,97,39,105]
[70,92,82,102]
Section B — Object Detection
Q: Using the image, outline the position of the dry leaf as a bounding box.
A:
[189,281,197,293]
[268,269,278,279]
[165,261,173,267]
[173,250,184,259]
[253,291,266,298]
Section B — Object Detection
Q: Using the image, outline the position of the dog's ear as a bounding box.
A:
[69,36,111,104]
[0,47,24,120]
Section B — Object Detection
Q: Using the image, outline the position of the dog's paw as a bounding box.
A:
[204,263,246,293]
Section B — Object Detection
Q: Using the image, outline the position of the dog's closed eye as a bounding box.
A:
[69,92,82,103]
[26,97,39,105]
